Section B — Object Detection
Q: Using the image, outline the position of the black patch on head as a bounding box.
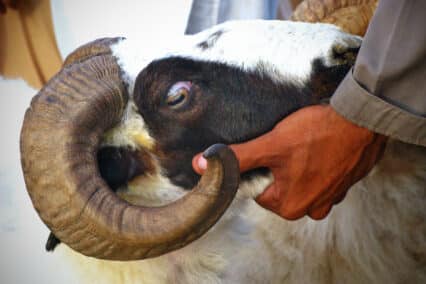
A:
[308,45,358,103]
[133,56,354,189]
[197,30,225,50]
[134,57,314,188]
[308,57,355,103]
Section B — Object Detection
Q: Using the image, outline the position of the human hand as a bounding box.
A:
[193,105,387,220]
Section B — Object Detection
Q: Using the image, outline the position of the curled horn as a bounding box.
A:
[20,39,239,260]
[291,0,378,36]
[63,37,125,67]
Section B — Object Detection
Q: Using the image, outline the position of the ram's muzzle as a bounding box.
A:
[20,38,239,261]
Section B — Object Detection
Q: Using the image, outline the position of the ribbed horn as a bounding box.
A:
[63,37,125,67]
[291,0,378,36]
[20,43,239,260]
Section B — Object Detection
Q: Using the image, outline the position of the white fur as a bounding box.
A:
[112,20,362,92]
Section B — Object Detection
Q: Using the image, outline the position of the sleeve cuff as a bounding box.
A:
[331,69,426,146]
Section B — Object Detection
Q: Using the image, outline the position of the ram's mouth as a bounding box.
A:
[96,145,183,208]
[97,146,152,193]
[95,101,162,197]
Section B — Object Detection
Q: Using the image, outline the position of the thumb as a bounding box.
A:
[192,152,207,174]
[255,182,281,211]
[230,128,286,172]
[192,118,292,175]
[192,132,279,175]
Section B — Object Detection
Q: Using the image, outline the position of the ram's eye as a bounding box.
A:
[166,81,192,108]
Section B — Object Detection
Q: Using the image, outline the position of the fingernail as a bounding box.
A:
[197,156,208,170]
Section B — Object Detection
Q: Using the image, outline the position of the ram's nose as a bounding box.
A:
[97,146,153,191]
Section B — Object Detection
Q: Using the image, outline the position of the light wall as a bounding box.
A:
[51,0,193,59]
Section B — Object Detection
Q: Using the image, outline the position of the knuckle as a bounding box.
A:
[280,206,305,220]
[308,204,333,220]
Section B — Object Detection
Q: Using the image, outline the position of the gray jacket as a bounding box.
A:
[331,0,426,146]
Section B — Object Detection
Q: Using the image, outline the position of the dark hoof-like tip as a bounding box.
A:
[45,232,61,252]
[202,144,239,183]
[203,143,228,159]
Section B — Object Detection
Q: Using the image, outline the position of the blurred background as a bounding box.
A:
[0,0,299,89]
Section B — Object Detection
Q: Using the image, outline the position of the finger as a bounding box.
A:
[230,130,291,173]
[193,128,287,175]
[255,183,281,211]
[307,175,351,220]
[256,183,307,220]
[192,153,207,174]
[351,133,388,182]
[308,203,333,220]
[333,189,348,205]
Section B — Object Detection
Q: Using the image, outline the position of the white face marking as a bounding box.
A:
[112,20,362,93]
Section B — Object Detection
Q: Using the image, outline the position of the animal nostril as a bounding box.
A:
[97,146,146,191]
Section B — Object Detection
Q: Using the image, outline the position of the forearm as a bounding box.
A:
[331,0,426,146]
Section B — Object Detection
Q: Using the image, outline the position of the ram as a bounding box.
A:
[20,20,426,284]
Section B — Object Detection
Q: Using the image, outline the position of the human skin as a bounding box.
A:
[193,105,387,220]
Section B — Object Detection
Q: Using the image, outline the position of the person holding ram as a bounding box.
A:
[19,0,425,283]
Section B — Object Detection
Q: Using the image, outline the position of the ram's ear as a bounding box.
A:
[308,48,358,103]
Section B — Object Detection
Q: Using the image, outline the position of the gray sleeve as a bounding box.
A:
[185,0,279,35]
[331,0,426,146]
